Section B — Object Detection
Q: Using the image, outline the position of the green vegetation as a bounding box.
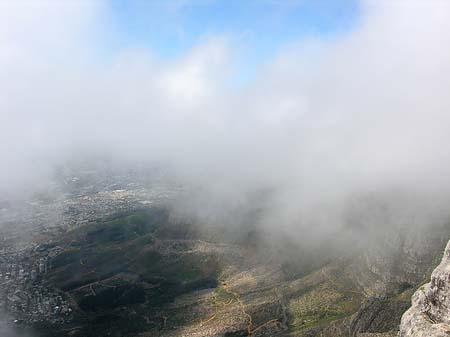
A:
[79,284,146,310]
[41,208,222,336]
[35,207,431,337]
[287,273,363,333]
[289,291,360,331]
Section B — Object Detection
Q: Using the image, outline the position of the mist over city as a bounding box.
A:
[1,1,450,337]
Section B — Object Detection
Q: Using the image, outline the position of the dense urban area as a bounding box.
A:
[0,167,181,334]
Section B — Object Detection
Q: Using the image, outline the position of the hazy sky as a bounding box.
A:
[1,0,450,240]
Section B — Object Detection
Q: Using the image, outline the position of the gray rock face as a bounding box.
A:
[400,239,450,337]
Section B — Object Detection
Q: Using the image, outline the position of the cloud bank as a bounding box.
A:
[1,0,450,242]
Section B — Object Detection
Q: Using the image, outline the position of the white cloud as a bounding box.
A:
[1,0,450,242]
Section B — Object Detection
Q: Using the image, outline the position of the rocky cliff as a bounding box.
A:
[400,239,450,337]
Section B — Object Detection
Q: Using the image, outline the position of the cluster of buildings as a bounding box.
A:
[0,243,72,325]
[0,168,181,327]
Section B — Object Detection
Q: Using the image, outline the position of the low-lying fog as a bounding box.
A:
[2,0,450,247]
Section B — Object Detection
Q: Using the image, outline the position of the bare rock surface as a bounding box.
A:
[400,239,450,336]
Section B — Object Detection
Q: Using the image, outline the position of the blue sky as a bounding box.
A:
[104,0,361,66]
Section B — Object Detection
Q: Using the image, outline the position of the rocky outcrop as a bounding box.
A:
[400,239,450,336]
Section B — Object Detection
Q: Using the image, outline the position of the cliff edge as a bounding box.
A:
[400,239,450,336]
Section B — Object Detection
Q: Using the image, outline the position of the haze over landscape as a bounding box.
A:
[2,1,450,337]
